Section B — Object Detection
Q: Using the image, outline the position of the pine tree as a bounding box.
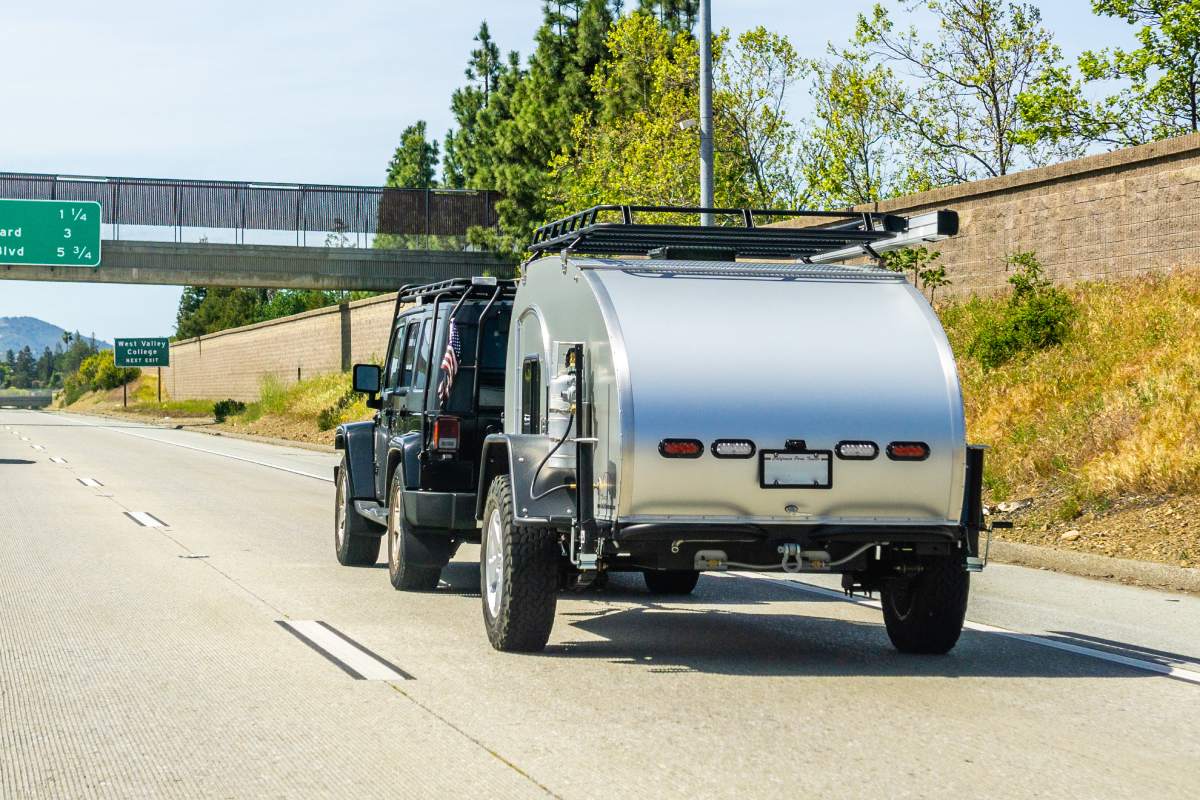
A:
[385,121,439,188]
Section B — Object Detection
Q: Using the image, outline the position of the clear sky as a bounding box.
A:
[0,0,1135,342]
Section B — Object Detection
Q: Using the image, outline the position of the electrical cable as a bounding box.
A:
[529,411,576,501]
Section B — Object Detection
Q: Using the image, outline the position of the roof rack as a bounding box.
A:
[528,205,958,263]
[397,276,517,303]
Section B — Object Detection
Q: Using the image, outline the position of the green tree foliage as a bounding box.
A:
[443,21,507,189]
[716,27,810,207]
[2,334,99,391]
[60,349,139,404]
[856,1,1074,184]
[1020,0,1200,147]
[386,120,439,189]
[637,0,698,34]
[550,15,811,215]
[803,44,931,206]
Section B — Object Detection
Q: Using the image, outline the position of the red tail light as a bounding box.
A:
[432,416,460,452]
[659,438,703,458]
[887,441,930,461]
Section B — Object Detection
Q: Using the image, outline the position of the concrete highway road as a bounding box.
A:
[2,409,1198,799]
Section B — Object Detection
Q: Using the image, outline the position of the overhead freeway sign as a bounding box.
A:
[0,199,101,267]
[114,338,170,368]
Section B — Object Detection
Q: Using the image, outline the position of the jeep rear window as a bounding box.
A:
[438,306,510,411]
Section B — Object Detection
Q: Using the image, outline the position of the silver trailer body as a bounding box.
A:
[505,256,965,532]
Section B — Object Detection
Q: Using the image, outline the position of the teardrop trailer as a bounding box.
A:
[335,205,998,654]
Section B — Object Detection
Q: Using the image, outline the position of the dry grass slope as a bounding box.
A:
[941,269,1200,566]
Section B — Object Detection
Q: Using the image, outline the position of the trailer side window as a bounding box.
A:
[521,356,541,434]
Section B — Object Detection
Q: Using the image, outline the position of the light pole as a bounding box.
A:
[698,0,714,225]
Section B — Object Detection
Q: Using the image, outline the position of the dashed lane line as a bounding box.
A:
[77,477,104,488]
[49,457,67,464]
[124,511,168,528]
[48,414,333,483]
[30,444,46,451]
[728,571,1200,686]
[277,620,414,681]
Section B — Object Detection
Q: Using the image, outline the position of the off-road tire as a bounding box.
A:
[386,471,444,591]
[881,556,969,654]
[643,570,700,595]
[481,476,559,652]
[334,458,381,566]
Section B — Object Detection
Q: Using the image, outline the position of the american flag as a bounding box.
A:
[437,320,462,403]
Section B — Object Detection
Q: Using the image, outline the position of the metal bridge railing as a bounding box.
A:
[0,172,499,247]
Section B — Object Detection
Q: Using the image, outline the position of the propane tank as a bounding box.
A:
[546,361,577,470]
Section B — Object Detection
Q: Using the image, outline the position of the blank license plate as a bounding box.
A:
[760,451,832,489]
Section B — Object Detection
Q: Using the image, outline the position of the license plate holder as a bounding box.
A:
[759,450,832,489]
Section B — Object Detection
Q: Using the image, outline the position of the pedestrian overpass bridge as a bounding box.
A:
[0,172,513,289]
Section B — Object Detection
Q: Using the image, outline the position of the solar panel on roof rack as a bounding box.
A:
[528,204,958,263]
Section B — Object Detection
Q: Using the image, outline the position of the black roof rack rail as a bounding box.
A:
[398,276,517,303]
[528,204,957,262]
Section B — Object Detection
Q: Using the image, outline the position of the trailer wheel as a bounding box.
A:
[881,557,969,654]
[481,476,558,652]
[334,458,381,566]
[643,570,700,595]
[386,472,444,591]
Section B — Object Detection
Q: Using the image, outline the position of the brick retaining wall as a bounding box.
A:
[833,133,1200,295]
[162,293,405,402]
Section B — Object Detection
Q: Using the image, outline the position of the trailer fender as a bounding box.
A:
[335,421,377,500]
[477,434,577,525]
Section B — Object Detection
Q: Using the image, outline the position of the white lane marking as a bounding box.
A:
[49,457,67,464]
[77,477,104,488]
[30,444,46,451]
[51,415,332,483]
[19,436,30,441]
[124,511,167,528]
[728,572,1200,686]
[278,620,413,681]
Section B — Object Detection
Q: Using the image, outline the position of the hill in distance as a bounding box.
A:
[0,316,112,355]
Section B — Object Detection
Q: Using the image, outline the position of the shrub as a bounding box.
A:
[881,246,951,300]
[72,351,140,393]
[213,398,247,422]
[968,252,1076,369]
[317,385,359,431]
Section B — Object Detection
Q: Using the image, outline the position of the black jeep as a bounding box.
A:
[333,277,515,589]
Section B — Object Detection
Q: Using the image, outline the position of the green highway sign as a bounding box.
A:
[114,338,170,368]
[0,199,102,267]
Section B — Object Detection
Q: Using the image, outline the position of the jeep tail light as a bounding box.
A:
[659,438,703,458]
[836,441,878,460]
[712,439,755,458]
[887,441,930,461]
[433,416,460,452]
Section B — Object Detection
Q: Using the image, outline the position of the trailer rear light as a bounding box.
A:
[659,439,703,458]
[712,439,755,458]
[432,416,460,451]
[887,441,930,461]
[836,441,878,460]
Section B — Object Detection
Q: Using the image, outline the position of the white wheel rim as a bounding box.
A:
[335,471,347,547]
[485,508,504,618]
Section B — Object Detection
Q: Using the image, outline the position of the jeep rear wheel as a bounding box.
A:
[481,476,558,652]
[643,570,700,595]
[881,556,969,654]
[334,457,381,566]
[386,472,444,591]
